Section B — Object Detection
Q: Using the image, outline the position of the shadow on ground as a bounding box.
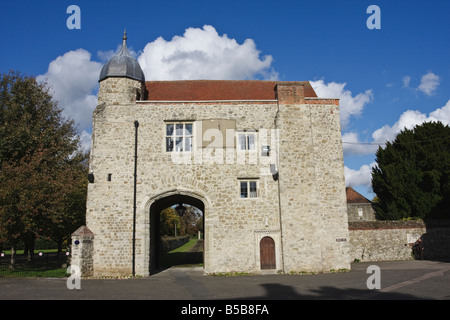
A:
[159,239,203,271]
[248,283,426,300]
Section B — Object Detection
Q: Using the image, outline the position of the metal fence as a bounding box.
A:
[0,251,70,278]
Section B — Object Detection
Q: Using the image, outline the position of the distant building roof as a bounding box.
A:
[144,80,318,101]
[346,187,371,204]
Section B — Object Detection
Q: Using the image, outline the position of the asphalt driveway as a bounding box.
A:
[0,260,449,301]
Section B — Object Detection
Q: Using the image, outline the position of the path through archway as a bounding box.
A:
[149,194,205,274]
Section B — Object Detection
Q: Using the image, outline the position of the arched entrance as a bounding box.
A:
[260,236,276,270]
[149,193,205,274]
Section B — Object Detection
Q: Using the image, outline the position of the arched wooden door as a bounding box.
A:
[260,236,276,270]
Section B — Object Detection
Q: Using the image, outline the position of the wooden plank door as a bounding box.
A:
[260,236,276,270]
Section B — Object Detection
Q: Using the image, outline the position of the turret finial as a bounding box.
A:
[123,29,127,45]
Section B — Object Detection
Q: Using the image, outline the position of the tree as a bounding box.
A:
[372,121,450,220]
[180,205,203,236]
[44,152,88,254]
[0,71,87,267]
[160,207,180,237]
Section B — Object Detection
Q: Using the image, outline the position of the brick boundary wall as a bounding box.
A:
[348,220,450,262]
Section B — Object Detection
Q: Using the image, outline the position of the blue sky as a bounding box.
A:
[1,0,449,199]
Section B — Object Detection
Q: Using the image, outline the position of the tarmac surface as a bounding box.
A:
[0,260,449,301]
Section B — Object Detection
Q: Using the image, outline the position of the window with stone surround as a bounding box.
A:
[166,122,193,152]
[237,130,256,151]
[240,180,258,198]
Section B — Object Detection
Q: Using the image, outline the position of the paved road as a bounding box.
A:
[0,260,449,301]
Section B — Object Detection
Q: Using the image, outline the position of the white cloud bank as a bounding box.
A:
[38,26,278,154]
[341,132,379,156]
[137,25,278,81]
[37,49,102,132]
[342,99,450,156]
[37,49,102,154]
[344,162,377,188]
[344,99,449,189]
[372,99,450,144]
[310,80,373,128]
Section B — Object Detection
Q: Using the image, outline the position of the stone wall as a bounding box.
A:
[349,220,450,262]
[347,203,376,222]
[276,83,350,273]
[88,78,283,275]
[86,78,351,276]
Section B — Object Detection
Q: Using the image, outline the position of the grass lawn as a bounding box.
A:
[0,240,204,277]
[160,238,203,269]
[0,266,68,278]
[1,249,67,255]
[0,250,69,278]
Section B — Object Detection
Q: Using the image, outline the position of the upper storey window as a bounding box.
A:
[166,122,193,152]
[237,131,256,151]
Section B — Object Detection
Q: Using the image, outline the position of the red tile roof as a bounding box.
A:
[346,187,371,204]
[144,80,317,101]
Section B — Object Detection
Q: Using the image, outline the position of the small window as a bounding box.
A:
[240,180,258,198]
[237,131,256,151]
[358,208,363,217]
[166,122,193,152]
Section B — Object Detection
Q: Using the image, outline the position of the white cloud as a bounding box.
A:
[372,99,450,143]
[341,100,450,155]
[79,130,92,154]
[137,25,278,81]
[429,99,450,124]
[37,49,102,131]
[402,76,411,88]
[35,25,280,155]
[344,99,450,188]
[344,162,377,188]
[310,80,373,128]
[341,132,379,156]
[372,110,427,143]
[417,72,440,96]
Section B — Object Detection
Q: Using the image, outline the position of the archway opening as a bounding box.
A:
[149,194,204,274]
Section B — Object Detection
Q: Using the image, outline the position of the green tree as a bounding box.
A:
[160,207,180,237]
[0,71,87,267]
[372,121,450,220]
[44,152,88,254]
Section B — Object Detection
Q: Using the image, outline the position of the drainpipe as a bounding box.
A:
[274,94,285,273]
[132,120,139,277]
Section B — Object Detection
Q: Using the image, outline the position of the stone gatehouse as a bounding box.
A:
[74,32,351,277]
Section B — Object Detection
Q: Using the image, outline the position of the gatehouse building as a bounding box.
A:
[72,31,351,277]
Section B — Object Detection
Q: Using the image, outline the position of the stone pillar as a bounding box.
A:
[71,226,94,277]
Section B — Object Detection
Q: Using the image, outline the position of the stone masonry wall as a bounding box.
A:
[86,78,351,276]
[275,84,350,273]
[349,220,450,262]
[347,203,376,222]
[88,78,283,276]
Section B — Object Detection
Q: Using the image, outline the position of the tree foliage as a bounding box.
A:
[0,71,87,264]
[372,121,450,220]
[160,208,180,237]
[160,205,203,237]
